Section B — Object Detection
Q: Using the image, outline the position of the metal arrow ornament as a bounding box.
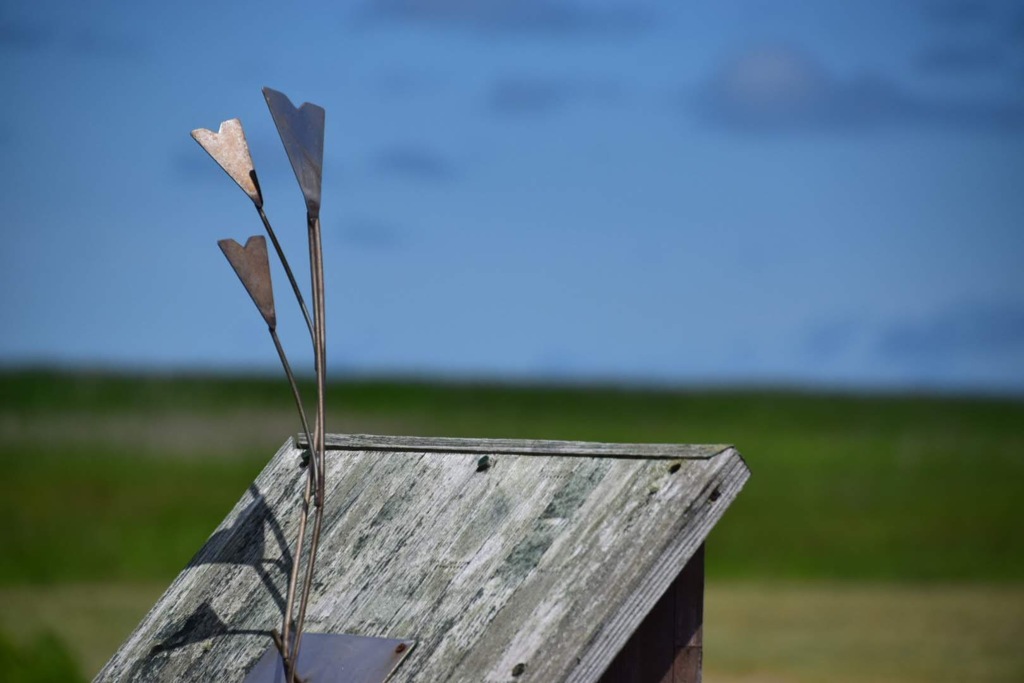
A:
[263,86,328,681]
[191,119,314,341]
[260,88,327,517]
[195,88,413,683]
[262,87,325,218]
[191,119,263,207]
[217,236,318,683]
[218,236,276,327]
[216,236,314,465]
[192,104,324,683]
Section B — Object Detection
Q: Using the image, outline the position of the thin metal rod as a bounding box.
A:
[260,210,321,683]
[259,206,318,683]
[281,461,314,683]
[290,213,327,672]
[258,205,316,345]
[270,324,318,683]
[269,327,318,497]
[271,629,307,683]
[292,482,323,663]
[270,327,317,679]
[312,215,327,506]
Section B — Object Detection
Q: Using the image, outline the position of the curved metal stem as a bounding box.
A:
[270,327,319,501]
[281,465,313,683]
[271,630,307,683]
[268,326,318,683]
[290,213,327,673]
[257,205,316,345]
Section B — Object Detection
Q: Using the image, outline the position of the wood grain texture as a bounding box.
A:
[298,433,730,460]
[96,435,749,682]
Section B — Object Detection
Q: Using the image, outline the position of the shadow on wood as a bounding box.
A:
[187,483,293,614]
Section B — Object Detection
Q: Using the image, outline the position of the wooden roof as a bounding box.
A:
[97,434,749,682]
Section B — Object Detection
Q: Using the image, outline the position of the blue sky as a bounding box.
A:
[1,0,1023,392]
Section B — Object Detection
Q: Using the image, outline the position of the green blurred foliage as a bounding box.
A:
[1,370,1022,583]
[0,630,85,683]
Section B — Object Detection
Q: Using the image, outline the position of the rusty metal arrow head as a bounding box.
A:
[218,236,277,329]
[192,119,263,208]
[262,87,325,218]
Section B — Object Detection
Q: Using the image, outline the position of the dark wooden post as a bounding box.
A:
[597,543,704,683]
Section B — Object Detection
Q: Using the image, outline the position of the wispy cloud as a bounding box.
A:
[1010,9,1024,41]
[914,0,1020,77]
[917,43,1006,75]
[65,28,143,59]
[690,44,1024,134]
[335,218,406,251]
[370,144,457,182]
[357,0,653,37]
[0,19,49,50]
[170,151,208,183]
[875,301,1024,362]
[486,76,624,116]
[0,18,143,58]
[921,0,996,26]
[919,1,1024,48]
[371,67,446,100]
[802,320,861,363]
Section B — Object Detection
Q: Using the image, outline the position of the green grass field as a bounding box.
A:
[1,370,1022,681]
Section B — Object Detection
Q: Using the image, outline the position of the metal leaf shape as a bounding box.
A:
[262,87,325,218]
[218,236,276,329]
[191,119,263,207]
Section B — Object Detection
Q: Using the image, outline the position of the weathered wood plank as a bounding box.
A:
[298,433,730,460]
[97,435,749,682]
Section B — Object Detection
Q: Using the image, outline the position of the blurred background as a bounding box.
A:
[1,1,1022,681]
